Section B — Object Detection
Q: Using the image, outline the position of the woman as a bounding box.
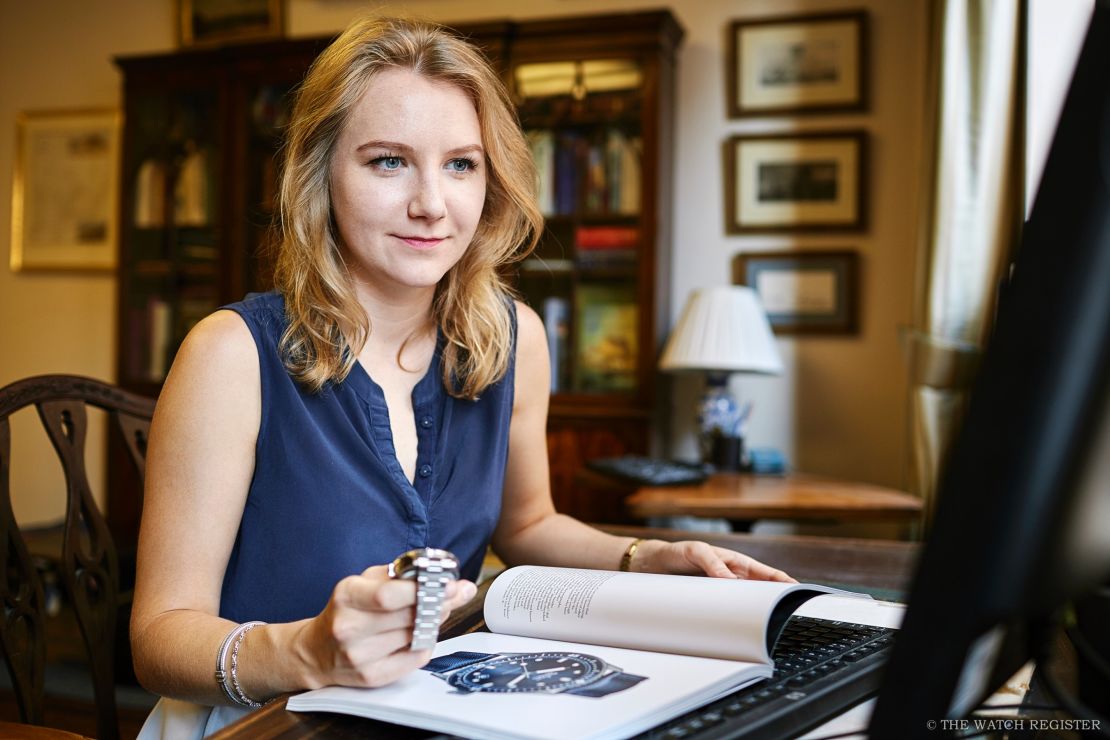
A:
[132,14,793,736]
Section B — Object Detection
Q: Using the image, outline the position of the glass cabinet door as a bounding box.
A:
[242,81,296,292]
[120,89,220,386]
[513,58,644,397]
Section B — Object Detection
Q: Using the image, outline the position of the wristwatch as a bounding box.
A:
[388,548,460,651]
[423,650,647,697]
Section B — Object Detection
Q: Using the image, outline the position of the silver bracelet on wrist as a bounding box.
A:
[215,624,243,705]
[215,621,267,708]
[230,622,265,707]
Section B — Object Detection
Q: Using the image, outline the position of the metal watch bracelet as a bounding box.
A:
[388,548,460,651]
[411,562,453,650]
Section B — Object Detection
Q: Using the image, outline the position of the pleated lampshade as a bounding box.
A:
[659,286,783,374]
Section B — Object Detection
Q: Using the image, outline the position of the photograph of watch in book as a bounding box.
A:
[423,650,648,697]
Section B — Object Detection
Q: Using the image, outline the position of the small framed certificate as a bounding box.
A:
[734,250,859,335]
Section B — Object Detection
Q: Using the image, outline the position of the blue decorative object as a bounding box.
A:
[748,447,788,475]
[697,372,740,435]
[696,372,754,469]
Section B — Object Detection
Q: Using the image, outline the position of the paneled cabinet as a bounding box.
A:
[110,11,681,541]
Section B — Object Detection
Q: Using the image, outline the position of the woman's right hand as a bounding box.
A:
[294,565,478,689]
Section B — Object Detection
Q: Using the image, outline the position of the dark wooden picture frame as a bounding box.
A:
[728,10,868,117]
[734,250,859,335]
[177,0,283,47]
[724,130,867,233]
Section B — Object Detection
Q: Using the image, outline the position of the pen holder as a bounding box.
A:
[707,433,746,472]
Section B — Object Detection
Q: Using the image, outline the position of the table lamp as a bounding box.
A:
[659,286,783,469]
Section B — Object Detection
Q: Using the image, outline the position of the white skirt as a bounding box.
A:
[136,697,254,739]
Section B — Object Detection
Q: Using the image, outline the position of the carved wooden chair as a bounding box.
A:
[0,375,156,740]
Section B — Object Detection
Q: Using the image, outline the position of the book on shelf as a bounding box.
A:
[526,128,640,217]
[181,245,218,262]
[179,227,218,262]
[576,249,637,269]
[574,284,638,392]
[585,140,607,214]
[610,129,641,215]
[521,257,575,273]
[133,159,166,228]
[542,296,569,393]
[573,223,639,268]
[575,225,640,250]
[554,132,583,215]
[287,565,860,740]
[146,297,172,383]
[174,145,211,227]
[527,130,556,216]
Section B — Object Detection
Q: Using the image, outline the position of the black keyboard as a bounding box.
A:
[587,456,709,486]
[634,616,896,740]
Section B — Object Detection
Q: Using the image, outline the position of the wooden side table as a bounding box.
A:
[625,472,923,530]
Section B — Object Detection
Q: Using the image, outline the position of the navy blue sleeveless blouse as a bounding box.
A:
[218,292,515,624]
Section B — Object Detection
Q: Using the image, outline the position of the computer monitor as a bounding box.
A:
[869,1,1110,735]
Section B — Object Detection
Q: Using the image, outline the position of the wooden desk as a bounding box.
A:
[625,472,923,525]
[210,527,919,739]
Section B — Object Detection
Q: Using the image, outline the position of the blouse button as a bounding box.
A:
[419,416,434,429]
[418,464,433,478]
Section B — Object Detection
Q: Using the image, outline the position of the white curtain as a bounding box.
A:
[908,0,1025,525]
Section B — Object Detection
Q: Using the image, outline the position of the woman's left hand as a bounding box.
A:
[631,539,797,583]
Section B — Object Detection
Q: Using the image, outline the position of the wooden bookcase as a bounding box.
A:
[111,37,328,543]
[109,11,681,542]
[506,12,683,521]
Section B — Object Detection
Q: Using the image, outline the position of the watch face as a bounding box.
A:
[389,548,460,580]
[448,652,606,694]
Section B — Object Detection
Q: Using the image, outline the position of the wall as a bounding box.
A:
[0,1,174,526]
[668,0,924,489]
[0,0,928,526]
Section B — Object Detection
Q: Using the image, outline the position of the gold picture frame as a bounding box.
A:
[10,109,121,272]
[178,0,283,48]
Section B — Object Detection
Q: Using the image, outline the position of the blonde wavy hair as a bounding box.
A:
[274,16,542,398]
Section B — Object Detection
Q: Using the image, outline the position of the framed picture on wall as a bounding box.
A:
[9,109,121,272]
[734,250,859,335]
[724,131,867,233]
[728,10,868,117]
[178,0,283,47]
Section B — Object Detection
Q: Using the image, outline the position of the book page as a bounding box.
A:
[484,566,847,663]
[794,593,905,629]
[288,631,771,740]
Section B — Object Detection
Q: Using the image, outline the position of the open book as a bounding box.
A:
[287,566,863,740]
